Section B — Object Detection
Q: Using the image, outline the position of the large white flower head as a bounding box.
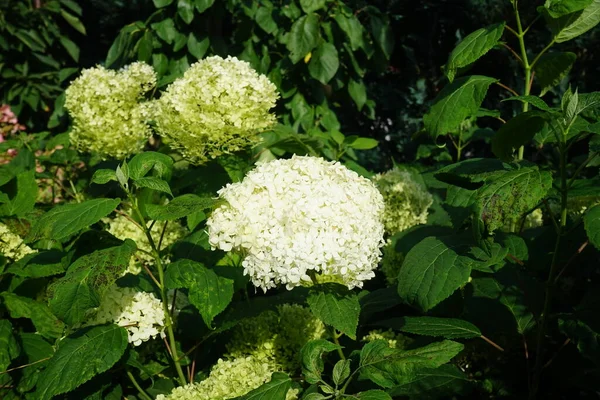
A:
[0,222,36,261]
[372,168,433,236]
[86,285,165,346]
[207,155,386,292]
[65,62,156,159]
[154,55,278,164]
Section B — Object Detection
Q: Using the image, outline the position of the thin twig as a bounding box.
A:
[501,43,523,64]
[543,338,571,369]
[0,357,50,375]
[555,241,589,282]
[127,369,152,400]
[496,81,520,97]
[507,253,525,266]
[115,209,145,231]
[480,335,505,352]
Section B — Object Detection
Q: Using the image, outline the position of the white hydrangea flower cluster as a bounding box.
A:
[105,214,186,274]
[362,329,412,350]
[207,155,386,292]
[65,62,156,159]
[372,168,433,236]
[154,56,278,164]
[156,305,321,400]
[86,285,165,346]
[0,222,36,260]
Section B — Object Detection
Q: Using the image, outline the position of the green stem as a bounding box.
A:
[514,2,531,161]
[529,142,568,399]
[566,151,599,190]
[331,329,346,361]
[127,369,152,400]
[128,194,187,387]
[530,39,556,70]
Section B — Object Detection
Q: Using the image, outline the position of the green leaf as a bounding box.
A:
[397,237,472,312]
[534,52,577,95]
[27,198,121,242]
[300,339,341,384]
[59,36,80,62]
[307,284,360,339]
[235,372,291,399]
[91,169,117,185]
[195,0,215,13]
[61,10,86,34]
[444,22,505,82]
[255,6,278,34]
[334,14,364,51]
[544,0,594,17]
[287,14,320,64]
[187,33,210,59]
[152,18,177,44]
[153,0,173,7]
[177,0,195,24]
[6,250,66,278]
[359,339,464,388]
[380,316,481,339]
[559,318,600,364]
[543,0,600,42]
[348,137,378,150]
[48,240,137,325]
[348,78,367,111]
[1,293,65,339]
[137,31,153,62]
[300,0,326,13]
[575,91,600,115]
[354,390,393,400]
[145,194,214,221]
[165,259,234,327]
[0,170,37,217]
[0,320,20,371]
[17,333,54,392]
[388,365,469,397]
[308,42,339,84]
[491,111,547,161]
[475,166,552,232]
[584,204,600,249]
[435,158,510,189]
[128,151,173,180]
[502,95,553,112]
[34,325,128,400]
[134,177,172,196]
[333,359,352,386]
[369,12,394,59]
[423,75,498,139]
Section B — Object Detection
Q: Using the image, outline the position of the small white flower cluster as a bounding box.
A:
[154,56,278,164]
[105,214,187,274]
[156,304,320,400]
[0,222,36,261]
[86,285,165,346]
[207,155,386,292]
[65,62,156,159]
[372,168,433,236]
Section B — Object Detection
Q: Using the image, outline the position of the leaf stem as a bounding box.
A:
[566,151,599,190]
[514,2,531,161]
[127,369,152,400]
[331,328,346,361]
[496,82,520,97]
[480,335,505,352]
[529,40,556,70]
[501,43,523,65]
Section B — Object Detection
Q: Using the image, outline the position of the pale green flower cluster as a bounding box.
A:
[156,305,324,400]
[105,214,186,273]
[372,168,433,236]
[0,222,36,260]
[65,62,156,159]
[362,329,412,350]
[154,56,278,164]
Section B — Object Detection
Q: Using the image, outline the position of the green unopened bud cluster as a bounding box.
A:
[156,304,325,400]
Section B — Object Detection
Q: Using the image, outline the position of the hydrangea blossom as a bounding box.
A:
[362,329,412,350]
[86,285,165,346]
[156,305,319,400]
[207,155,386,291]
[154,56,278,164]
[65,62,156,159]
[105,214,187,274]
[0,223,36,260]
[372,168,433,236]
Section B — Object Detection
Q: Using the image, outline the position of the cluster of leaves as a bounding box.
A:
[0,0,85,129]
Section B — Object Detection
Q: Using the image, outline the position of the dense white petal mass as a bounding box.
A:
[207,155,386,291]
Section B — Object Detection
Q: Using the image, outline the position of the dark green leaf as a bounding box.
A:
[27,198,121,241]
[348,78,367,111]
[380,316,481,339]
[534,52,577,95]
[61,10,86,34]
[491,111,547,161]
[388,365,469,397]
[153,0,174,7]
[307,284,360,339]
[6,250,66,278]
[335,14,364,51]
[255,6,278,34]
[1,293,65,339]
[177,0,195,24]
[145,194,214,220]
[134,177,172,196]
[444,22,505,82]
[369,13,393,59]
[287,14,320,64]
[152,18,177,44]
[165,259,234,327]
[559,318,599,364]
[543,0,600,43]
[584,204,600,249]
[544,0,594,17]
[128,151,173,180]
[301,339,341,384]
[59,36,80,62]
[348,137,378,150]
[397,237,472,312]
[0,170,37,217]
[235,372,291,399]
[187,33,210,60]
[502,95,553,112]
[424,76,497,139]
[35,325,128,400]
[0,320,20,371]
[354,390,392,400]
[333,359,352,386]
[195,0,215,13]
[308,42,339,84]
